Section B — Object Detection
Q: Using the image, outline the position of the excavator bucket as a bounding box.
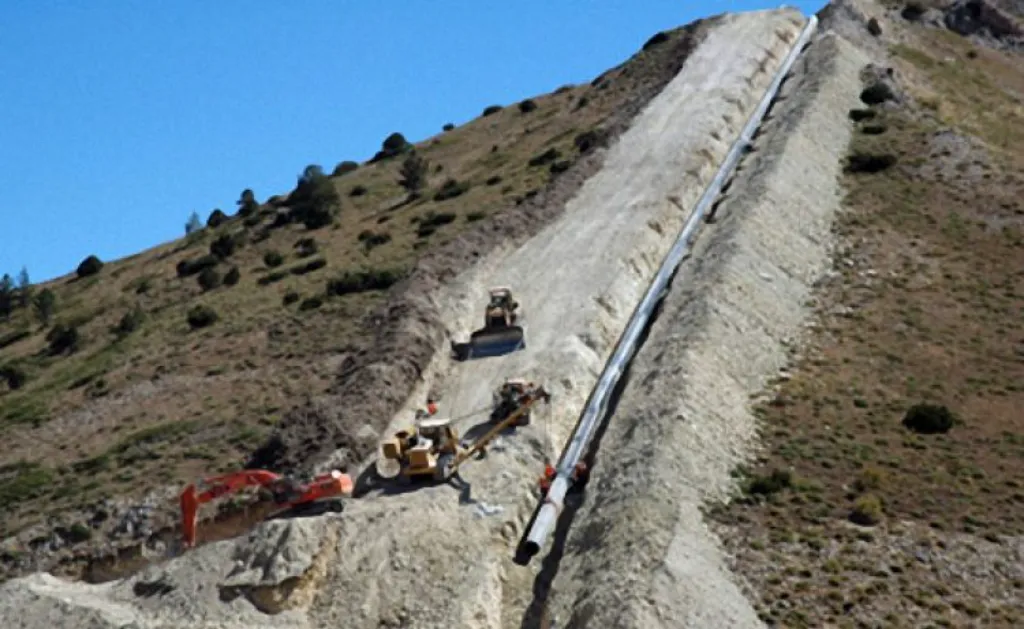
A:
[467,325,525,358]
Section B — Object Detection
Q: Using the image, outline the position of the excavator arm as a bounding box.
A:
[180,470,285,548]
[452,387,550,471]
[180,469,353,548]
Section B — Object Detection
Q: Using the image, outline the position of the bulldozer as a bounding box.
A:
[452,287,526,360]
[375,383,550,483]
[491,378,541,425]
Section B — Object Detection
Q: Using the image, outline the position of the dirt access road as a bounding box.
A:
[0,9,810,629]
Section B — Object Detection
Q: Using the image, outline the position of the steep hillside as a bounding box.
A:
[710,1,1024,627]
[0,7,817,628]
[2,1,1020,627]
[0,14,716,582]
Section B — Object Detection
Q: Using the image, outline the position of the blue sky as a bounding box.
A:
[0,1,825,283]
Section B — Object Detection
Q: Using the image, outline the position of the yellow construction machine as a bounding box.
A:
[375,382,550,483]
[452,287,526,359]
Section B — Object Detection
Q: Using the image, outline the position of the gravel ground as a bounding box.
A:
[540,30,870,629]
[0,8,836,629]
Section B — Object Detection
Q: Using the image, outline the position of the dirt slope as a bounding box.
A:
[540,27,870,629]
[0,8,811,628]
[0,12,717,582]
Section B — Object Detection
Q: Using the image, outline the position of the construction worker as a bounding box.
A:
[538,461,588,495]
[415,398,438,421]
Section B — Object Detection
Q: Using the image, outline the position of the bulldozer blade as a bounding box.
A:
[466,326,526,359]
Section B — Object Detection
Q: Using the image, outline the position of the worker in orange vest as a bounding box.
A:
[416,398,439,420]
[538,461,588,495]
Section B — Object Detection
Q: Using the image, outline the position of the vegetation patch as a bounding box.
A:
[326,268,406,296]
[186,305,218,329]
[288,257,328,276]
[0,462,54,509]
[76,255,104,278]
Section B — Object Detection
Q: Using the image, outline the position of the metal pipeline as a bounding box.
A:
[519,14,819,561]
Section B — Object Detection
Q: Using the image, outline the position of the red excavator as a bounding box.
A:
[179,468,354,548]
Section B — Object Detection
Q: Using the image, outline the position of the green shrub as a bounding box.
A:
[575,96,589,110]
[223,266,241,286]
[466,211,486,223]
[574,128,610,154]
[358,230,392,250]
[76,255,104,278]
[442,123,455,132]
[299,296,324,311]
[197,266,222,291]
[186,305,218,329]
[209,233,238,259]
[62,522,92,544]
[116,307,144,337]
[371,132,411,161]
[549,160,572,175]
[46,324,79,355]
[243,213,263,228]
[860,82,895,105]
[485,175,502,186]
[848,108,876,122]
[901,2,926,20]
[289,257,327,276]
[257,270,288,286]
[528,148,561,167]
[517,99,538,113]
[482,104,503,116]
[263,251,285,268]
[326,268,406,296]
[349,185,368,197]
[0,463,54,509]
[902,403,956,435]
[849,494,883,526]
[288,166,340,229]
[237,188,259,216]
[398,151,429,199]
[176,254,219,278]
[642,31,669,51]
[207,209,228,228]
[332,161,359,177]
[745,469,792,496]
[294,237,318,257]
[0,364,27,390]
[415,211,456,238]
[845,153,897,174]
[282,291,300,306]
[433,179,469,202]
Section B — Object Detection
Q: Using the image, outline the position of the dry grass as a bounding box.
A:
[710,22,1024,629]
[0,35,665,536]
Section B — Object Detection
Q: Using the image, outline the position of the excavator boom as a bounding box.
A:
[453,387,549,470]
[180,469,353,548]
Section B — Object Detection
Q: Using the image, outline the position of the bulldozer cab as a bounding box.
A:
[489,288,516,313]
[416,417,456,449]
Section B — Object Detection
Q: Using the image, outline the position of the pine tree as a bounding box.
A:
[398,151,429,200]
[0,274,13,319]
[185,211,203,235]
[16,267,31,308]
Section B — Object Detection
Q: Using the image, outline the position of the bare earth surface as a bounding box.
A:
[0,8,814,629]
[4,1,1020,628]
